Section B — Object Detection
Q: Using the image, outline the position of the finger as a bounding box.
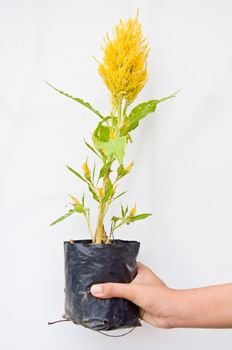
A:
[90,282,154,310]
[133,261,166,287]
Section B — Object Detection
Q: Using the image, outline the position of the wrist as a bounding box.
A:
[150,287,183,329]
[154,287,199,329]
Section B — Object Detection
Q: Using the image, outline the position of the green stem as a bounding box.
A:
[115,101,123,136]
[93,161,111,244]
[122,101,128,117]
[84,209,94,241]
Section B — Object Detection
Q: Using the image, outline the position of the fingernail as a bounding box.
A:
[91,284,103,295]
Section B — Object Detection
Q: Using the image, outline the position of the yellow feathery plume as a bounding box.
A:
[97,13,150,110]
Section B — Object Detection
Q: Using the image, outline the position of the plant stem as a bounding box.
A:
[84,209,94,241]
[93,100,124,244]
[93,164,111,244]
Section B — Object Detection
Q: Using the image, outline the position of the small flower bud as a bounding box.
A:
[109,129,116,139]
[97,187,104,199]
[69,194,79,205]
[129,203,137,217]
[125,161,134,174]
[82,158,91,179]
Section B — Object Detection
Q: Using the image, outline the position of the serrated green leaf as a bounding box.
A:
[120,92,177,135]
[129,213,153,222]
[93,136,126,164]
[66,165,89,184]
[45,81,104,119]
[49,210,75,226]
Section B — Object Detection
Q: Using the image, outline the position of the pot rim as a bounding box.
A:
[64,238,140,247]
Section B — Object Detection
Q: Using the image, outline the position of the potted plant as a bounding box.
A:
[47,11,176,332]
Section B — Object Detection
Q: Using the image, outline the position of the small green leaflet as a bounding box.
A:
[98,160,113,181]
[84,139,101,159]
[49,210,75,226]
[44,81,104,120]
[82,193,85,206]
[129,213,153,222]
[103,178,113,202]
[121,204,125,217]
[74,203,86,214]
[111,216,120,223]
[120,91,178,135]
[112,191,127,201]
[94,124,110,142]
[94,136,126,164]
[88,185,99,202]
[66,165,89,184]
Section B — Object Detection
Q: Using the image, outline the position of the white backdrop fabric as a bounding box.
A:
[0,0,232,349]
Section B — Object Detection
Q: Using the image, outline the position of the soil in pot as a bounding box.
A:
[63,239,141,331]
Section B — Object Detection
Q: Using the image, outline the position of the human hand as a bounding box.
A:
[91,262,232,329]
[90,261,176,328]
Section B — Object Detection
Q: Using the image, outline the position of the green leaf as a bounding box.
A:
[103,178,113,202]
[98,126,110,142]
[121,204,125,217]
[112,191,127,201]
[88,185,99,202]
[116,164,132,181]
[116,164,126,180]
[111,216,120,223]
[66,165,89,184]
[92,161,96,182]
[129,213,153,222]
[94,123,110,142]
[111,116,118,126]
[44,81,104,119]
[98,160,113,181]
[82,193,85,206]
[93,136,126,164]
[49,210,75,226]
[84,139,101,159]
[125,205,129,215]
[120,92,177,135]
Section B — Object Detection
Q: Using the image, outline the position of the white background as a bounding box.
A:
[0,0,232,348]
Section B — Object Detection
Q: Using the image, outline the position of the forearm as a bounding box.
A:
[167,283,232,328]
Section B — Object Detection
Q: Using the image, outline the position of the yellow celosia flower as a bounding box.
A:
[97,13,150,109]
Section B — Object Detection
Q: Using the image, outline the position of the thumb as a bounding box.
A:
[90,282,153,310]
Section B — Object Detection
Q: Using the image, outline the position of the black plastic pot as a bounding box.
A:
[63,239,141,331]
